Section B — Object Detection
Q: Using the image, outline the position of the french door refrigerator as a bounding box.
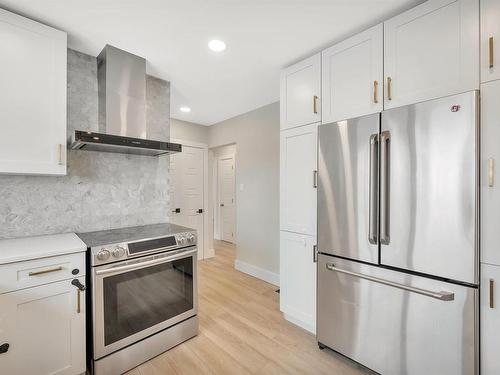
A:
[317,91,479,375]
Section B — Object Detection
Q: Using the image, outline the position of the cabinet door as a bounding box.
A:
[481,264,500,375]
[481,81,500,266]
[322,24,383,124]
[280,123,317,236]
[384,0,479,109]
[280,231,316,333]
[0,9,67,175]
[280,54,321,130]
[481,0,500,83]
[0,278,86,375]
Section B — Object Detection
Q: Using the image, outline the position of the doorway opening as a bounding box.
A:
[210,144,236,244]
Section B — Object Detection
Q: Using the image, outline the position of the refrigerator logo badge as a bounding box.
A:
[451,105,461,112]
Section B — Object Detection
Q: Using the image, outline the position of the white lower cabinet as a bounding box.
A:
[280,231,316,333]
[0,266,86,374]
[481,263,500,375]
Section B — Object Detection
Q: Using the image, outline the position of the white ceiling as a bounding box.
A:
[0,0,423,125]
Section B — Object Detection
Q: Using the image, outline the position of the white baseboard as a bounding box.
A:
[234,259,280,287]
[283,313,316,334]
[204,248,215,258]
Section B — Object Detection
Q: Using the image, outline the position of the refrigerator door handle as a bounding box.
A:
[368,133,379,244]
[380,131,391,245]
[325,263,455,301]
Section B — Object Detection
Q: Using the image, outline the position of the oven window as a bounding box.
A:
[103,256,194,346]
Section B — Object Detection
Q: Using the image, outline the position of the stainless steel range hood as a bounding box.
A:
[70,45,181,156]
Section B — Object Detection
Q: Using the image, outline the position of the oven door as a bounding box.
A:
[92,246,197,359]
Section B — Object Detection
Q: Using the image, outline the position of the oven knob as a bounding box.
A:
[187,233,196,244]
[178,236,187,245]
[96,249,111,261]
[112,246,125,258]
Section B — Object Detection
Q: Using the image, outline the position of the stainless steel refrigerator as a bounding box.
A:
[317,91,479,375]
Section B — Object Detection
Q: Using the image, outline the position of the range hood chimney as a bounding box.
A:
[71,45,181,156]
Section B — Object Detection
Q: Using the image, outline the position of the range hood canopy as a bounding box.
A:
[70,45,180,156]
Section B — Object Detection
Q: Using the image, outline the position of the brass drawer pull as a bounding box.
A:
[58,144,64,165]
[29,266,63,276]
[489,158,495,187]
[387,77,392,101]
[490,279,495,309]
[313,95,318,114]
[490,36,494,69]
[373,80,379,104]
[77,289,81,313]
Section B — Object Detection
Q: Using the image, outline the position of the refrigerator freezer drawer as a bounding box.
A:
[317,254,477,375]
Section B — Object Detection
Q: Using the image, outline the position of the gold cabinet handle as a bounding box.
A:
[373,80,379,104]
[387,77,392,101]
[490,36,494,69]
[490,279,495,309]
[29,266,63,276]
[58,144,64,165]
[77,289,81,313]
[489,158,495,187]
[313,95,318,114]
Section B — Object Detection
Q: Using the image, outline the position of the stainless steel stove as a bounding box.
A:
[78,223,199,375]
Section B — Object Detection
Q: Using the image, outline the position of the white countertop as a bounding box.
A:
[0,233,87,265]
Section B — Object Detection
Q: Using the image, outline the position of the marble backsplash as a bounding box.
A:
[0,49,171,239]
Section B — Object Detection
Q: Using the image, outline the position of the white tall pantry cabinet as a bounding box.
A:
[280,56,320,333]
[0,8,67,175]
[481,79,500,374]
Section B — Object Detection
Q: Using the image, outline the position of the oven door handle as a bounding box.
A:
[95,247,198,276]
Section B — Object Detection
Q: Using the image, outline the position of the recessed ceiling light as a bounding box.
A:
[208,39,226,52]
[180,106,191,113]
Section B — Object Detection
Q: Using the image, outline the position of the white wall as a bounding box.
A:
[170,118,209,144]
[209,102,280,275]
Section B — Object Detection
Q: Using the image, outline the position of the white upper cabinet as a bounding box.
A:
[280,123,317,236]
[280,54,321,130]
[322,24,383,123]
[384,0,479,109]
[481,0,500,83]
[481,80,500,267]
[0,9,67,175]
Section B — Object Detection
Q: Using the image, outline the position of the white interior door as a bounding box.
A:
[170,145,205,259]
[218,156,236,243]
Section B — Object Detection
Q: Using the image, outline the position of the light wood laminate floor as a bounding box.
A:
[126,240,370,375]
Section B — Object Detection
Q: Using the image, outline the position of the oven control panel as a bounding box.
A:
[91,231,197,266]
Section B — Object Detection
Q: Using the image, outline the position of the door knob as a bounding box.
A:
[71,279,86,291]
[0,343,9,354]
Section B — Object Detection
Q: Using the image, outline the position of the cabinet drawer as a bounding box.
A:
[0,252,85,294]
